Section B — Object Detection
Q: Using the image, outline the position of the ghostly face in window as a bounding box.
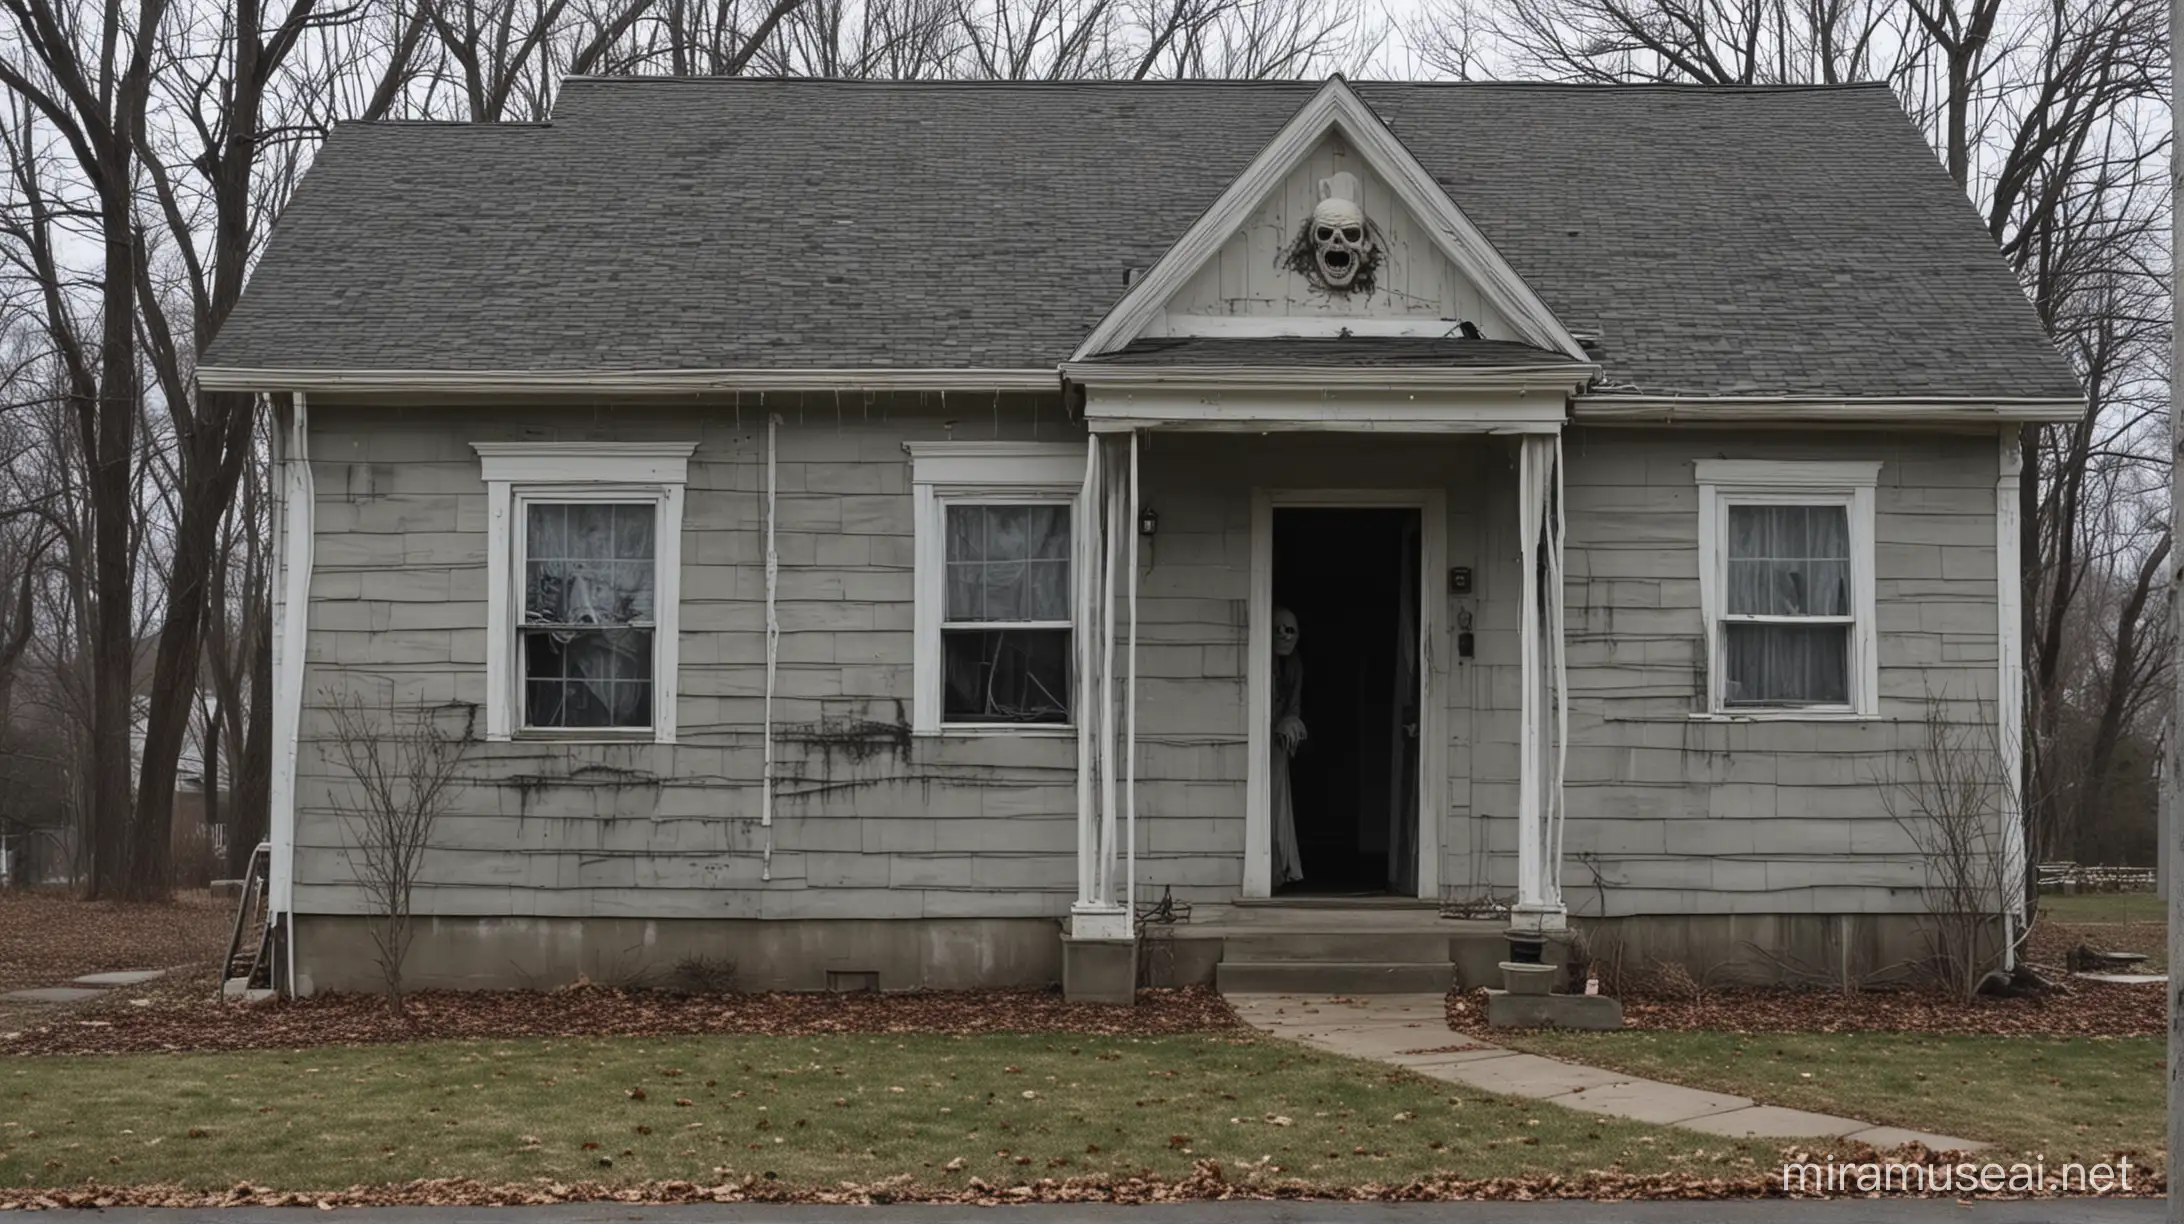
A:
[1273,606,1300,657]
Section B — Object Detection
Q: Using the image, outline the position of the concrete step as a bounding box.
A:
[1222,931,1453,964]
[1216,960,1455,994]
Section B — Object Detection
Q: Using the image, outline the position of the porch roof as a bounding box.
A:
[1079,336,1584,371]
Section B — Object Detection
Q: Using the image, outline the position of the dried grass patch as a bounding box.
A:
[0,889,232,995]
[5,985,1240,1056]
[0,1030,1783,1195]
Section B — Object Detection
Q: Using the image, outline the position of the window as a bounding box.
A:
[909,442,1089,734]
[943,504,1071,724]
[521,501,656,728]
[1695,461,1878,717]
[475,442,694,742]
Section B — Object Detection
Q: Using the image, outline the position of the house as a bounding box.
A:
[201,77,2083,1000]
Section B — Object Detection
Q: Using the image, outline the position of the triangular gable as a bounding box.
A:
[1071,77,1584,362]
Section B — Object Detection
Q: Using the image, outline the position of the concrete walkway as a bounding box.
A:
[1,967,165,1005]
[1227,993,1985,1151]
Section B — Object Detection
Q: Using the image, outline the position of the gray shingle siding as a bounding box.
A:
[209,79,2080,401]
[292,406,1999,925]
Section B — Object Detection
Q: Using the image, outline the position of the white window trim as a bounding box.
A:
[907,441,1089,736]
[475,442,696,743]
[1694,460,1880,720]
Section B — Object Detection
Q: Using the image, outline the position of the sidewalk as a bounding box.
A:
[1,967,166,1005]
[1227,992,1986,1151]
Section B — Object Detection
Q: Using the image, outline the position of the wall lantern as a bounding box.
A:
[1138,505,1160,537]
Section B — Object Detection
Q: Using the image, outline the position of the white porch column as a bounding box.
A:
[269,392,313,921]
[1071,433,1131,941]
[1073,440,1101,916]
[1513,432,1568,932]
[1124,430,1141,930]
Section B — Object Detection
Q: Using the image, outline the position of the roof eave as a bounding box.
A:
[1573,393,2086,424]
[196,366,1063,395]
[1061,362,1599,394]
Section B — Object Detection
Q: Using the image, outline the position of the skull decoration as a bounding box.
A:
[1285,171,1379,294]
[1273,606,1301,657]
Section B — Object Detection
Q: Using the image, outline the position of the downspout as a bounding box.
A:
[1995,428,2026,970]
[761,414,780,880]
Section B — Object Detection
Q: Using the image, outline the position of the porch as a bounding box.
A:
[1150,901,1546,995]
[1055,340,1594,998]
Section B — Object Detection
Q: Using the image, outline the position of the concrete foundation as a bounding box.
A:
[1573,912,1984,990]
[291,914,1064,995]
[1485,989,1624,1030]
[1061,937,1138,1004]
[289,909,1967,997]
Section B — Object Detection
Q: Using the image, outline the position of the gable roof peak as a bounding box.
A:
[1069,74,1584,363]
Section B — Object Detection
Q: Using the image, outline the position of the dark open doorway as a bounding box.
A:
[1271,507,1422,896]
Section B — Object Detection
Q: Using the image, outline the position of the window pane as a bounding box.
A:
[526,503,656,626]
[523,626,654,727]
[1723,622,1849,706]
[942,628,1070,723]
[1726,504,1849,616]
[944,504,1070,623]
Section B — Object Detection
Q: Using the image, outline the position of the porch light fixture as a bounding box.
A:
[1138,505,1159,537]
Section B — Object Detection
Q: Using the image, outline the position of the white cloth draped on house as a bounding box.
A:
[1516,434,1568,925]
[1073,432,1139,935]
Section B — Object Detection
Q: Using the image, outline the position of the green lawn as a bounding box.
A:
[2036,892,2165,972]
[1501,1030,2160,1167]
[2040,893,2163,924]
[0,1032,1772,1191]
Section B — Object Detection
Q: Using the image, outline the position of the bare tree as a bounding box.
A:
[0,0,173,897]
[0,515,49,716]
[115,0,358,899]
[1882,693,2021,1001]
[1410,0,1911,83]
[322,687,471,1012]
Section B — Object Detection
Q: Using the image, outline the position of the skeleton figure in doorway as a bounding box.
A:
[1271,607,1307,886]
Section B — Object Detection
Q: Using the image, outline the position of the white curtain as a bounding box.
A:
[946,504,1071,621]
[523,502,655,726]
[942,504,1072,722]
[1723,504,1851,705]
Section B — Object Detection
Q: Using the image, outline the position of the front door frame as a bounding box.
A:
[1245,488,1448,899]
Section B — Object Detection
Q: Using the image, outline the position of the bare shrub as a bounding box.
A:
[1640,959,1705,1003]
[662,955,740,996]
[1880,691,2018,1002]
[322,687,473,1014]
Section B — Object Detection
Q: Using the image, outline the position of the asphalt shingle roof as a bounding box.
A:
[203,78,2083,401]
